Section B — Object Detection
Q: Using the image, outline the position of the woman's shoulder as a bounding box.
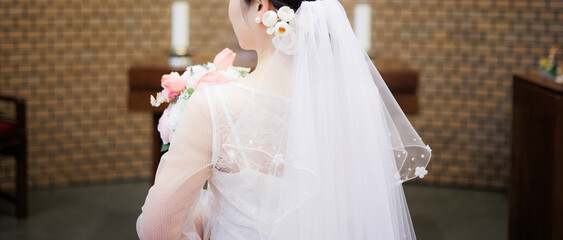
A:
[193,82,251,114]
[196,81,289,115]
[197,81,250,101]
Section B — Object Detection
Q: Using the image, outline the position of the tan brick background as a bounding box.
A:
[1,0,561,191]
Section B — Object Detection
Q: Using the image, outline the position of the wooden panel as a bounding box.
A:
[509,72,563,240]
[380,69,419,94]
[127,55,420,113]
[127,90,167,113]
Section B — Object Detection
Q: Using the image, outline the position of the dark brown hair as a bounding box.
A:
[242,0,316,11]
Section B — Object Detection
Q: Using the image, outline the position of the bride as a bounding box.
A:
[136,0,432,239]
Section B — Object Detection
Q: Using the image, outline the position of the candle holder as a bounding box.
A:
[169,47,192,68]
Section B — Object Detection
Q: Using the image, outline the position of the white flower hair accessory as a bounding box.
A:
[260,6,298,55]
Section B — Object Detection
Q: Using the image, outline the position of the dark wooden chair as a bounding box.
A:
[0,94,27,219]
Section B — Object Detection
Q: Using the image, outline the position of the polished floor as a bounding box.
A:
[0,182,508,240]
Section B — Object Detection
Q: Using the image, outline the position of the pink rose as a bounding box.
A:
[195,71,230,88]
[157,107,171,144]
[214,48,236,71]
[161,73,186,92]
[162,88,179,102]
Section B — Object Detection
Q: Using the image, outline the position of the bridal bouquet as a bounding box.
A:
[150,48,251,151]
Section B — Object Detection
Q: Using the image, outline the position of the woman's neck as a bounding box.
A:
[242,40,276,87]
[255,46,275,72]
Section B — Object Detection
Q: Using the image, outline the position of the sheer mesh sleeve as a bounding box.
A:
[136,85,215,240]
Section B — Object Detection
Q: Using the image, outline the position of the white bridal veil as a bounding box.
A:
[222,0,432,239]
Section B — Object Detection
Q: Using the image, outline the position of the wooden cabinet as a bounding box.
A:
[510,71,563,240]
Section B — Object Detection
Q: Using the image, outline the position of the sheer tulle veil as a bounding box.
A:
[232,0,432,239]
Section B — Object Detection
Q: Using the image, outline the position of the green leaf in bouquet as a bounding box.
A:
[232,66,251,77]
[161,143,170,152]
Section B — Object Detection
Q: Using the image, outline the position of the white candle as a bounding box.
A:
[354,3,372,52]
[171,1,190,53]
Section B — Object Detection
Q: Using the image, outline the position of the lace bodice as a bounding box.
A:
[137,81,291,240]
[210,82,289,174]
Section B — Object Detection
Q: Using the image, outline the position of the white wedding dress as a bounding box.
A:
[137,81,293,240]
[138,1,432,239]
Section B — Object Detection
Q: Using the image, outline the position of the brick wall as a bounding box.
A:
[1,0,561,190]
